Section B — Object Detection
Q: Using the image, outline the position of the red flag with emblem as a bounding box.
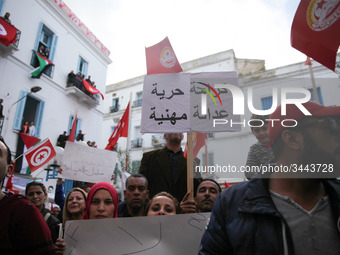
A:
[291,0,340,71]
[82,78,104,100]
[105,103,130,151]
[145,37,183,74]
[24,138,56,173]
[19,133,41,174]
[0,18,17,46]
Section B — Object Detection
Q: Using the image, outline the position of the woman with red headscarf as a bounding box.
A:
[83,182,118,219]
[55,183,118,254]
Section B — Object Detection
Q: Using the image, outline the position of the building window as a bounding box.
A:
[308,87,324,105]
[202,152,214,166]
[110,98,119,113]
[68,115,81,137]
[131,138,143,148]
[0,0,5,15]
[31,22,58,77]
[13,91,45,137]
[261,96,273,110]
[132,160,141,174]
[133,92,143,108]
[207,133,214,138]
[77,56,88,77]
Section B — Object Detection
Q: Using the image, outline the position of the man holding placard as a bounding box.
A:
[139,133,188,202]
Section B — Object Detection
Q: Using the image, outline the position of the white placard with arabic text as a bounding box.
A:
[141,72,240,133]
[59,142,117,183]
[141,73,191,133]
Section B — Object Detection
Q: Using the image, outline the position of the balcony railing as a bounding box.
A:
[152,135,165,148]
[131,138,143,148]
[12,29,21,48]
[110,105,120,113]
[133,99,143,108]
[65,77,100,106]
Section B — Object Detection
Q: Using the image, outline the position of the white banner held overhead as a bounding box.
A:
[65,212,210,255]
[59,142,117,183]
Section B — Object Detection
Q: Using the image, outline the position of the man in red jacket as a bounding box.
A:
[0,137,55,254]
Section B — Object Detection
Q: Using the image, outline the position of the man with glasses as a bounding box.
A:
[118,174,149,217]
[0,137,55,254]
[199,102,340,255]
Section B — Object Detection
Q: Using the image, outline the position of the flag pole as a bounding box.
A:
[125,93,132,172]
[306,56,320,104]
[204,137,208,177]
[187,132,194,200]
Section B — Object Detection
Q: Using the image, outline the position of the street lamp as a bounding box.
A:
[9,86,42,108]
[1,86,42,135]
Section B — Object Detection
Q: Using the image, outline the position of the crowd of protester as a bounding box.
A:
[1,101,340,254]
[66,71,99,101]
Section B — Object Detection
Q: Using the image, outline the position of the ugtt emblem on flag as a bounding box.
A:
[24,138,56,173]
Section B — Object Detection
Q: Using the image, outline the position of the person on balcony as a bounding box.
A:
[1,12,11,24]
[67,70,75,87]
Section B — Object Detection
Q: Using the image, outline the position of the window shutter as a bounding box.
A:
[34,100,45,137]
[76,118,82,137]
[261,96,273,110]
[0,0,6,14]
[13,91,27,130]
[34,22,43,50]
[68,115,74,134]
[50,34,58,62]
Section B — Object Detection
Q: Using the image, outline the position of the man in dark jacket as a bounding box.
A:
[139,133,188,202]
[199,102,340,255]
[0,137,55,254]
[118,174,149,217]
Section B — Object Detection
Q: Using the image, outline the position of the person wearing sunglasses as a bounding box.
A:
[25,180,60,244]
[199,102,340,255]
[0,137,55,254]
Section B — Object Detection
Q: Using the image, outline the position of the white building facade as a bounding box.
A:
[0,0,111,192]
[104,50,340,183]
[1,0,111,152]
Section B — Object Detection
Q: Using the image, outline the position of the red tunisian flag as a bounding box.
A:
[24,138,56,173]
[82,79,104,100]
[0,18,17,46]
[105,103,130,151]
[68,114,77,142]
[184,132,207,159]
[145,37,183,74]
[291,0,340,71]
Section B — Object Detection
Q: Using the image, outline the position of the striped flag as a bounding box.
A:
[30,51,54,78]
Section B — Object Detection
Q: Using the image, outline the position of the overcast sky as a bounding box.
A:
[62,0,305,85]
